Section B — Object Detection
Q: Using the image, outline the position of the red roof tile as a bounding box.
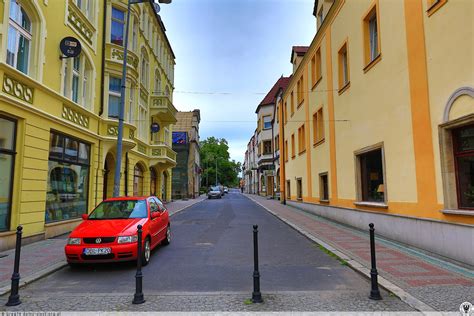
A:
[256,76,291,113]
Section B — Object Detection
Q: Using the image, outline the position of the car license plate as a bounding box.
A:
[83,248,111,255]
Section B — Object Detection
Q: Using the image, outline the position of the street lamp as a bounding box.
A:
[113,0,171,197]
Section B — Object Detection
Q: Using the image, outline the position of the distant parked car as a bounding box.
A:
[224,187,229,194]
[208,186,222,199]
[64,196,170,267]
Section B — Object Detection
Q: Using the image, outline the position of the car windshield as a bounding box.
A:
[88,200,147,219]
[210,186,220,191]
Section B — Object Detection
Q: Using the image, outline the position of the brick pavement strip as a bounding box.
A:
[244,194,474,313]
[0,291,417,312]
[0,196,206,297]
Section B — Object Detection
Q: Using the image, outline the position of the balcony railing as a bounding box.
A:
[149,94,177,124]
[150,142,177,162]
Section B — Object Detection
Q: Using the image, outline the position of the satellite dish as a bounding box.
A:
[154,3,160,13]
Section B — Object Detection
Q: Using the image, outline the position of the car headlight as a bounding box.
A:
[117,235,138,244]
[67,238,81,245]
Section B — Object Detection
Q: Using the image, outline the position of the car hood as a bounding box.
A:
[70,218,147,238]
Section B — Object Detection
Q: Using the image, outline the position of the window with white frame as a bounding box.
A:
[7,0,32,75]
[263,115,272,129]
[108,77,121,119]
[164,128,170,146]
[132,18,138,51]
[154,69,161,94]
[74,0,93,20]
[138,97,147,141]
[128,81,135,123]
[111,7,125,46]
[63,55,93,108]
[140,51,149,89]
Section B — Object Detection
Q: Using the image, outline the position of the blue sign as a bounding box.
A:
[172,132,187,144]
[151,123,160,133]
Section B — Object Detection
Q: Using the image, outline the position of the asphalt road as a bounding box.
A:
[1,191,415,311]
[18,192,369,294]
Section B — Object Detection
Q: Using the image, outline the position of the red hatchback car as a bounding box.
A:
[65,196,170,266]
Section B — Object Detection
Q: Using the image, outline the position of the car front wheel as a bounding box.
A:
[142,238,151,266]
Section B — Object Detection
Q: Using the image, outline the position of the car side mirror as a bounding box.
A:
[82,214,89,220]
[151,212,161,219]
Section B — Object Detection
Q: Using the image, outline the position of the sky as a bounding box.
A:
[159,0,316,163]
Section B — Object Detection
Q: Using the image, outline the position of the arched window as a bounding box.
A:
[140,49,149,89]
[150,168,157,196]
[62,54,93,109]
[6,0,32,74]
[133,164,144,196]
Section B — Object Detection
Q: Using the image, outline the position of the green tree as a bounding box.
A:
[200,137,241,188]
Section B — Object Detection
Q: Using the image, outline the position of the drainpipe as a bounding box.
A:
[99,0,107,116]
[279,90,286,205]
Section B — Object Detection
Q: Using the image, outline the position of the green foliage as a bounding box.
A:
[200,137,242,187]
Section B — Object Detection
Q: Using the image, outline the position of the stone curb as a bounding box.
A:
[168,196,206,218]
[244,194,436,313]
[0,197,206,297]
[0,260,67,296]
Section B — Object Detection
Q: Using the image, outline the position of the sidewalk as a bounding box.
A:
[245,194,474,312]
[0,195,205,296]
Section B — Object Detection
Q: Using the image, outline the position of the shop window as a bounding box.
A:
[111,7,125,46]
[7,0,32,74]
[150,168,157,196]
[453,125,474,209]
[133,164,144,196]
[356,147,385,203]
[297,178,303,200]
[319,173,329,201]
[0,117,16,231]
[46,132,90,223]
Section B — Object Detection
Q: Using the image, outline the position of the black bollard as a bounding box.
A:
[252,225,263,303]
[132,224,145,304]
[6,226,23,306]
[368,223,382,300]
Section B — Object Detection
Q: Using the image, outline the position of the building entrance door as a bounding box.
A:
[267,176,274,197]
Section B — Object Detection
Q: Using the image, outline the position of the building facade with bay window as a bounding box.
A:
[244,0,473,266]
[0,0,178,250]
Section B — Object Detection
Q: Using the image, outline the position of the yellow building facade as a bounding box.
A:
[0,0,177,250]
[279,0,474,265]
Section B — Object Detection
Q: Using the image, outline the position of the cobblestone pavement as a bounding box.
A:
[0,291,415,312]
[0,196,205,294]
[245,194,474,312]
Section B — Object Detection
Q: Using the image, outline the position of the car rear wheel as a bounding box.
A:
[142,238,151,266]
[162,225,171,246]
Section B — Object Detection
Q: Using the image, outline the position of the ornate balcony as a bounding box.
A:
[149,94,177,125]
[99,119,137,151]
[149,142,177,169]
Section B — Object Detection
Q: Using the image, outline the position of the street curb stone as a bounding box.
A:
[0,197,206,297]
[244,194,436,313]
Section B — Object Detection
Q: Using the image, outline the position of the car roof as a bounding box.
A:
[102,196,157,202]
